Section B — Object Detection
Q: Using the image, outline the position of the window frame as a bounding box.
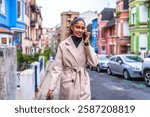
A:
[0,0,5,15]
[17,0,22,21]
[131,7,136,24]
[139,4,148,23]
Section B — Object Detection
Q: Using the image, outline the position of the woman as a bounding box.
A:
[47,17,98,100]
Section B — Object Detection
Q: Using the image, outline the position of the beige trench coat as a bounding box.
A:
[49,36,98,100]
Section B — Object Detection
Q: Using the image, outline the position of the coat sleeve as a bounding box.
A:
[49,46,63,91]
[84,45,98,67]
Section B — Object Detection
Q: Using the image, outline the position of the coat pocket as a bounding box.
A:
[60,71,76,99]
[61,71,75,83]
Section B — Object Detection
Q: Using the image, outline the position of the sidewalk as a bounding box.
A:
[35,61,60,100]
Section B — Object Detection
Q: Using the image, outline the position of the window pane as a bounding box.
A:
[17,1,20,18]
[139,5,147,23]
[2,38,7,44]
[123,21,130,36]
[139,34,148,51]
[131,7,136,24]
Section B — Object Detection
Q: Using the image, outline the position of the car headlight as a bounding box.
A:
[131,66,141,70]
[100,63,105,65]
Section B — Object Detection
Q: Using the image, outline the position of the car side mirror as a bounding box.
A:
[118,60,122,64]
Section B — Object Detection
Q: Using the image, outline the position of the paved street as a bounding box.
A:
[90,69,150,100]
[36,64,150,100]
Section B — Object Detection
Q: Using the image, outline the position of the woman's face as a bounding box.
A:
[71,20,85,38]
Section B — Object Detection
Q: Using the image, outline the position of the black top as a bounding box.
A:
[71,36,82,48]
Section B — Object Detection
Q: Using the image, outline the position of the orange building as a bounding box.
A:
[115,0,130,54]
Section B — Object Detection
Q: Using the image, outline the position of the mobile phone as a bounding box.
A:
[83,32,86,40]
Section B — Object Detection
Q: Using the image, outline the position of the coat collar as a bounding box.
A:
[64,36,84,65]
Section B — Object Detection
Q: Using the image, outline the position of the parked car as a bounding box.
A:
[146,51,150,58]
[97,54,110,72]
[142,57,150,87]
[107,54,143,80]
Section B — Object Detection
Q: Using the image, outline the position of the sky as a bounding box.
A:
[36,0,116,28]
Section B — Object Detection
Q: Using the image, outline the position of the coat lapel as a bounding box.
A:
[65,36,79,65]
[65,36,86,66]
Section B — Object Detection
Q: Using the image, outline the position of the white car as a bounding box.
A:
[142,57,150,87]
[97,54,110,72]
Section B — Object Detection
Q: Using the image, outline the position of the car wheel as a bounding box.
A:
[144,71,150,87]
[97,65,101,72]
[107,67,112,75]
[123,70,130,80]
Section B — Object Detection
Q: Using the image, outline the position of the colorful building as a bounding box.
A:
[92,18,98,53]
[129,0,150,58]
[0,0,25,48]
[0,0,13,45]
[115,0,130,54]
[30,0,43,54]
[22,0,43,55]
[97,8,115,55]
[104,17,116,55]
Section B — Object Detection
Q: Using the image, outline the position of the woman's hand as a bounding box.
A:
[46,89,53,100]
[84,31,90,43]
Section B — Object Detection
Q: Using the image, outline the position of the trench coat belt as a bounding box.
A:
[64,67,86,95]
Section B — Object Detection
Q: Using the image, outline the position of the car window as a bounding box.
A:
[146,54,150,58]
[99,55,110,60]
[110,57,116,62]
[116,57,123,63]
[123,55,143,62]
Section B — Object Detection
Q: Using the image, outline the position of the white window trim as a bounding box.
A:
[123,21,130,36]
[139,33,148,51]
[139,5,148,23]
[17,0,23,21]
[0,0,5,15]
[131,7,136,24]
[0,34,12,45]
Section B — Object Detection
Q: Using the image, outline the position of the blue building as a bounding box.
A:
[92,18,98,53]
[0,0,25,48]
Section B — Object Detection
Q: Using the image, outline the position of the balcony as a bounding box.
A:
[31,20,36,27]
[30,0,35,8]
[30,0,39,12]
[30,13,37,27]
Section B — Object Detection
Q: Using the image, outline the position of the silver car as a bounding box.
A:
[97,54,110,72]
[107,54,143,80]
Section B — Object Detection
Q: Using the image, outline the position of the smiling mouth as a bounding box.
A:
[77,33,83,36]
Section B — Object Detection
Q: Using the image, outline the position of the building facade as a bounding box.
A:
[22,0,32,55]
[79,11,98,26]
[115,0,130,54]
[104,17,116,55]
[10,0,25,49]
[60,11,79,42]
[0,0,25,47]
[97,8,115,55]
[22,0,43,55]
[129,0,150,58]
[30,0,43,54]
[0,0,13,45]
